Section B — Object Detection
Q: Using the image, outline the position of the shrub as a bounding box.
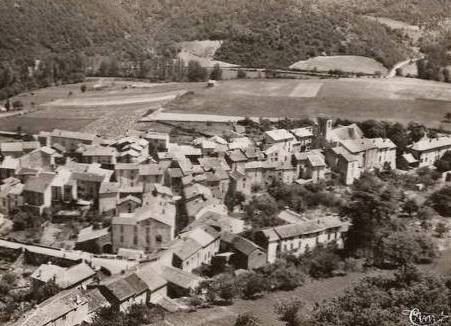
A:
[429,186,451,217]
[12,100,23,110]
[235,313,261,326]
[274,299,304,326]
[238,272,268,299]
[237,69,247,79]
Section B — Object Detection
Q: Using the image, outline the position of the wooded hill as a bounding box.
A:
[0,0,450,99]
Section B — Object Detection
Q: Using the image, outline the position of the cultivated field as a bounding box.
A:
[289,55,388,75]
[0,78,204,136]
[165,78,451,129]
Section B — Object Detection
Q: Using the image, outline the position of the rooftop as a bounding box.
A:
[265,129,294,142]
[410,136,451,152]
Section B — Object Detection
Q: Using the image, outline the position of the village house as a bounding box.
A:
[22,172,56,215]
[264,142,292,164]
[225,149,248,171]
[139,163,166,191]
[325,147,361,185]
[79,144,117,165]
[264,129,296,153]
[183,183,216,218]
[0,156,20,180]
[220,232,267,270]
[292,150,327,183]
[144,131,170,151]
[204,169,230,200]
[290,127,314,152]
[0,141,40,158]
[0,177,24,214]
[172,226,220,272]
[14,287,109,326]
[117,195,142,214]
[255,215,350,263]
[111,204,175,253]
[114,163,140,188]
[71,165,112,204]
[183,210,245,234]
[409,136,451,168]
[98,182,120,215]
[75,225,112,253]
[318,118,363,144]
[99,266,167,312]
[399,153,420,170]
[339,138,397,171]
[158,264,203,298]
[19,146,62,171]
[49,129,97,152]
[31,262,96,290]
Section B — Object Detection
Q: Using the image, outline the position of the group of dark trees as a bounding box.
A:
[90,304,165,326]
[0,272,61,323]
[417,32,451,82]
[4,0,443,99]
[195,243,350,307]
[272,264,451,326]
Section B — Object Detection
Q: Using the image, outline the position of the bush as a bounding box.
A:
[12,100,23,110]
[257,260,305,291]
[305,246,342,278]
[238,272,268,299]
[237,69,247,79]
[80,84,87,93]
[274,299,304,326]
[429,186,451,217]
[373,231,436,267]
[187,60,208,82]
[235,313,261,326]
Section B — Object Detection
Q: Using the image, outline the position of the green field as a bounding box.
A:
[166,78,451,129]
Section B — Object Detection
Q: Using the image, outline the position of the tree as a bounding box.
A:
[435,222,449,238]
[429,186,451,217]
[244,194,281,229]
[235,313,261,326]
[12,100,23,110]
[434,151,451,172]
[187,60,208,82]
[258,259,305,291]
[225,186,245,212]
[274,299,305,326]
[4,98,10,111]
[239,272,268,299]
[32,279,60,303]
[403,198,419,217]
[210,63,222,80]
[373,231,436,267]
[306,265,451,326]
[237,69,247,79]
[307,246,342,278]
[345,173,401,255]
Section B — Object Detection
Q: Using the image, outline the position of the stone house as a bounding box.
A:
[220,232,267,270]
[409,136,451,168]
[255,216,349,263]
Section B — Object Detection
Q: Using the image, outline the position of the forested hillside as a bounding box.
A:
[0,0,449,99]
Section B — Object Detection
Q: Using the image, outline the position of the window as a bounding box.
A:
[120,235,124,243]
[327,233,331,240]
[156,235,162,243]
[120,225,124,233]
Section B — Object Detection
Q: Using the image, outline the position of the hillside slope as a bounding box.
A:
[0,0,449,99]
